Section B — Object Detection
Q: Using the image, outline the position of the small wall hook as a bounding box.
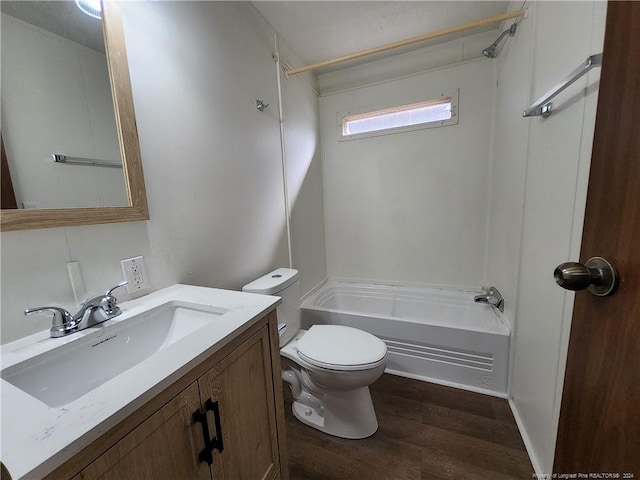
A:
[256,99,269,112]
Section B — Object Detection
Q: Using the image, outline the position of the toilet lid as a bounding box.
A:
[296,325,387,370]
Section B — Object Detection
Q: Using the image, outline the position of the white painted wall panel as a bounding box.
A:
[321,60,494,287]
[484,6,534,329]
[122,1,289,292]
[281,73,328,295]
[487,1,606,474]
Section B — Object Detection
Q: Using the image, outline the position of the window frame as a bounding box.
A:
[337,89,459,142]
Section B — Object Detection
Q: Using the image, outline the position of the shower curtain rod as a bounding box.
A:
[285,9,524,76]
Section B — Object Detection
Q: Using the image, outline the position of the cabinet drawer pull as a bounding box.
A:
[192,409,214,466]
[205,399,224,453]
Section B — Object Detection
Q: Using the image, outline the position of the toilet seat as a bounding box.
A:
[295,325,387,372]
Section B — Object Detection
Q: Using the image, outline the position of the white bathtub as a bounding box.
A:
[300,281,510,397]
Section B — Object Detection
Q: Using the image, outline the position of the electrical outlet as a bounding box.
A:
[120,256,149,293]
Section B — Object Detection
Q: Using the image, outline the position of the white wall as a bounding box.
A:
[486,1,606,474]
[1,14,127,209]
[0,2,326,344]
[320,59,495,287]
[281,73,327,295]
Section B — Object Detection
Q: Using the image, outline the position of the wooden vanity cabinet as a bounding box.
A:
[61,312,287,480]
[199,326,281,480]
[76,382,209,480]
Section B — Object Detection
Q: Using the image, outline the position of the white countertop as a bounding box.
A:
[0,284,280,480]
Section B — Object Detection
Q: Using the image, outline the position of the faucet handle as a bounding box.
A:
[24,307,73,326]
[105,281,128,296]
[99,281,128,317]
[80,281,127,306]
[25,307,77,337]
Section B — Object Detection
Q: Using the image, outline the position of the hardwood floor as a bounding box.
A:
[284,374,533,480]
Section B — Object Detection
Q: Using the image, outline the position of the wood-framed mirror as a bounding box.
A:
[0,1,148,231]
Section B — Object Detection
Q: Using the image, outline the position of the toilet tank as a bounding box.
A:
[242,268,300,346]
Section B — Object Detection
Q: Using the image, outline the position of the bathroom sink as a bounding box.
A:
[1,302,229,407]
[0,284,280,480]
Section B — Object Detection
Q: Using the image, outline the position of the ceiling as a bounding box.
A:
[1,1,104,53]
[252,1,511,72]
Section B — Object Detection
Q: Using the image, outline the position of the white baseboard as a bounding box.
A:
[509,397,545,476]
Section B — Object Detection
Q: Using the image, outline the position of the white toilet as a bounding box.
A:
[243,268,387,439]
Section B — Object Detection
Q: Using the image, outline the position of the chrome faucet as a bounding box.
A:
[474,286,504,313]
[25,281,128,338]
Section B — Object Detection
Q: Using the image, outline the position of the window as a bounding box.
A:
[339,91,458,141]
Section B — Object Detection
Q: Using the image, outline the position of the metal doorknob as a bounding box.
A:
[554,256,617,296]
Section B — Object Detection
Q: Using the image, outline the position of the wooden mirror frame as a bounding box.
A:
[0,1,148,232]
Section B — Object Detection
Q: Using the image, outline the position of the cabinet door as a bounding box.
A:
[80,383,211,480]
[198,327,280,480]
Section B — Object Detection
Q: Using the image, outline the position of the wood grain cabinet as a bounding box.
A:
[60,313,287,480]
[199,327,281,480]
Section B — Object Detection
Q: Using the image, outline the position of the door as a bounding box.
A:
[198,327,281,480]
[80,383,211,480]
[554,1,640,475]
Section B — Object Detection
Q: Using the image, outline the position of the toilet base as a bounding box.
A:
[291,386,378,439]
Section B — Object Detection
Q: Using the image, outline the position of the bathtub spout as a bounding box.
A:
[474,286,505,313]
[282,369,324,416]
